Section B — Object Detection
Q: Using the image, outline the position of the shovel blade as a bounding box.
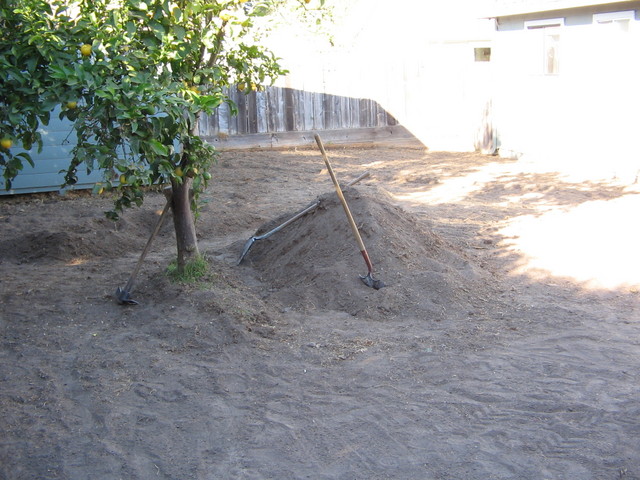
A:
[360,273,385,290]
[115,287,139,305]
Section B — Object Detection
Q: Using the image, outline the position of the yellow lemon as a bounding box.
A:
[0,138,12,149]
[80,44,92,57]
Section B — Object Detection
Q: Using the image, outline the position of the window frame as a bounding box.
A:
[524,17,564,76]
[593,10,635,24]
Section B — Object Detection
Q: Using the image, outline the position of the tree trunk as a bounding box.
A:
[165,112,202,273]
[168,177,200,272]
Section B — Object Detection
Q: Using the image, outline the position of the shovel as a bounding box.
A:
[116,193,172,305]
[237,171,370,265]
[314,134,384,290]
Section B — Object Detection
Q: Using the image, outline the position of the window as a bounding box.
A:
[593,10,634,74]
[474,47,491,62]
[594,10,635,32]
[525,18,564,75]
[543,32,560,74]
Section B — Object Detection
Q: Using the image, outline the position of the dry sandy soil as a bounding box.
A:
[1,145,639,480]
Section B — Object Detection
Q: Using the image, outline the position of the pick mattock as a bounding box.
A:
[314,133,385,290]
[115,190,172,305]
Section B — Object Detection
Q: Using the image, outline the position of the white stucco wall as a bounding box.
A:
[268,0,495,152]
[272,0,639,181]
[491,6,640,182]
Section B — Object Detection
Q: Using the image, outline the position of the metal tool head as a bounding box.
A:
[360,273,385,290]
[236,237,256,265]
[115,287,139,305]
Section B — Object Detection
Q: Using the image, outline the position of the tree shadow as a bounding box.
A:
[384,154,640,293]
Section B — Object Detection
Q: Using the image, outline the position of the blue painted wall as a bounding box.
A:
[0,109,104,195]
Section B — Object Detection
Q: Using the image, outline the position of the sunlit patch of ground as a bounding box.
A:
[393,159,519,205]
[499,191,640,290]
[391,153,640,291]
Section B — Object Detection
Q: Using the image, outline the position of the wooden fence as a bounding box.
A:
[199,86,418,149]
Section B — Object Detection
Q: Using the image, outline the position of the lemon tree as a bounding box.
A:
[1,1,69,185]
[1,0,328,273]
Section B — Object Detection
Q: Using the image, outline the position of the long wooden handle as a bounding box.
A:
[123,197,172,292]
[314,134,369,259]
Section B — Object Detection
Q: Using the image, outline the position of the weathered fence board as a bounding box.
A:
[202,85,402,146]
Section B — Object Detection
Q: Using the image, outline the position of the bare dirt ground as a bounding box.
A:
[1,145,639,480]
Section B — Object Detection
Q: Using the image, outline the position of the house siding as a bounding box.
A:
[490,1,640,181]
[487,0,637,17]
[0,109,103,195]
[495,1,640,29]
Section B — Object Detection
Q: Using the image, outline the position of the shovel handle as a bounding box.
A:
[122,197,172,293]
[314,134,369,262]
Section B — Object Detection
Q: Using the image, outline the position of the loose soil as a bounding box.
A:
[1,145,639,480]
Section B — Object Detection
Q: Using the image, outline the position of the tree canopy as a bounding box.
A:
[1,0,328,271]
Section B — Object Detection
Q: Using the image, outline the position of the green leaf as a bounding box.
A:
[126,21,136,36]
[150,21,165,40]
[173,25,186,41]
[25,57,38,74]
[148,139,169,156]
[142,34,158,48]
[133,0,148,11]
[15,152,35,168]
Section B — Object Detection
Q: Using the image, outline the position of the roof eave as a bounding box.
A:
[483,0,638,18]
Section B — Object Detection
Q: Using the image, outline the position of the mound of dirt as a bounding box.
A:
[240,185,491,319]
[0,195,173,264]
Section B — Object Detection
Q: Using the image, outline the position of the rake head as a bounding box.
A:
[237,237,256,265]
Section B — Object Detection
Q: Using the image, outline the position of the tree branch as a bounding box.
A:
[206,19,228,70]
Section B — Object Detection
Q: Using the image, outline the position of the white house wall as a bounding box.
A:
[492,4,640,182]
[269,0,495,152]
